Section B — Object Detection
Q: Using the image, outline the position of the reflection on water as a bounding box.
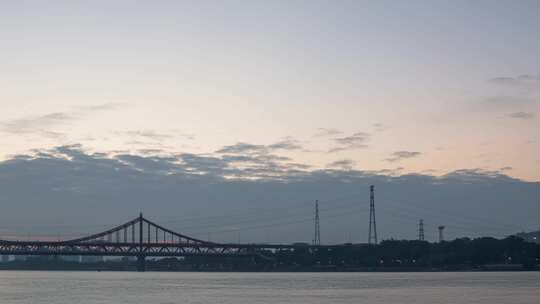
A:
[0,271,539,304]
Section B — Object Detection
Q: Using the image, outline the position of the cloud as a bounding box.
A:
[0,112,74,137]
[506,112,534,120]
[125,130,173,140]
[216,151,308,180]
[178,153,228,176]
[0,103,125,138]
[371,167,404,176]
[334,132,369,146]
[329,132,370,152]
[485,96,538,104]
[489,77,522,86]
[137,148,168,155]
[114,139,308,180]
[372,123,388,132]
[216,139,303,155]
[441,168,515,182]
[314,128,343,137]
[327,159,355,170]
[1,145,536,243]
[216,142,267,154]
[386,151,422,162]
[77,102,126,112]
[117,154,182,174]
[489,75,540,88]
[267,138,302,151]
[222,154,291,164]
[485,75,540,107]
[123,129,194,141]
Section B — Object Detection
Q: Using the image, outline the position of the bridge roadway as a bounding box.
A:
[0,214,358,271]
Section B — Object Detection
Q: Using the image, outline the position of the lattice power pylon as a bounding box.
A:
[368,185,378,245]
[418,219,425,241]
[313,200,321,245]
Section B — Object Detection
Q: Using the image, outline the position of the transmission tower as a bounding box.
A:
[418,219,425,241]
[368,185,378,245]
[438,225,445,242]
[313,200,321,245]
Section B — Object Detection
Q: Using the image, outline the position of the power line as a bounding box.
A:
[170,200,364,233]
[373,198,523,237]
[189,208,363,237]
[0,194,368,239]
[159,193,366,224]
[376,192,524,231]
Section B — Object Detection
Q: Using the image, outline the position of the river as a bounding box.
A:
[0,271,538,303]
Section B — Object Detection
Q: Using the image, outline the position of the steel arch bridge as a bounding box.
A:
[0,213,347,271]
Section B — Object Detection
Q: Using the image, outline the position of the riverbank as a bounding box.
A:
[0,262,537,272]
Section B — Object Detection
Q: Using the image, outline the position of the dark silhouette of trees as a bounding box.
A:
[263,236,539,271]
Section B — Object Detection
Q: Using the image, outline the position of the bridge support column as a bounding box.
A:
[137,255,146,272]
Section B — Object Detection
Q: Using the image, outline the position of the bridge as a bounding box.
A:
[0,213,351,271]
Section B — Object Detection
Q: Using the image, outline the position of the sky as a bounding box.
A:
[0,1,539,243]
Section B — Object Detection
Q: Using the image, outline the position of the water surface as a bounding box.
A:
[0,271,538,304]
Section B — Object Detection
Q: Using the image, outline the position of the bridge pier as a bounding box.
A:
[137,255,146,272]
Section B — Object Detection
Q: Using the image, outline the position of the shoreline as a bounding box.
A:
[1,265,537,272]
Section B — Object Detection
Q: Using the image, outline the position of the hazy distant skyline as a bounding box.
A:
[1,1,539,181]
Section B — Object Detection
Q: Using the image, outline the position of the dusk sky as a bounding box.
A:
[1,1,539,242]
[2,0,539,180]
